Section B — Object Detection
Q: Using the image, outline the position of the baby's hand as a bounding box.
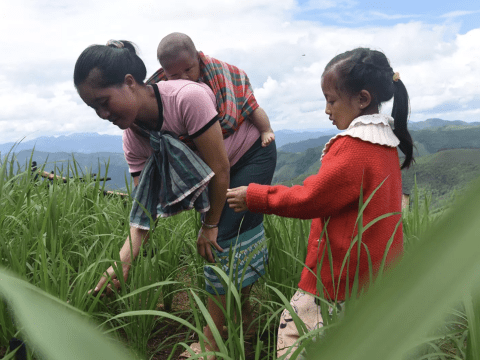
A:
[226,186,249,212]
[261,129,275,147]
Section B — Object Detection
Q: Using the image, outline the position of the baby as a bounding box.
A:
[155,32,275,147]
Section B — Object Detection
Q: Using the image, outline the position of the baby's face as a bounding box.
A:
[163,50,201,82]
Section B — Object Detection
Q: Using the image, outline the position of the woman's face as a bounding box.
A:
[77,69,139,130]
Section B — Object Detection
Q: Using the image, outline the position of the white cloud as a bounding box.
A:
[440,10,480,18]
[369,11,421,20]
[302,0,357,10]
[0,0,479,144]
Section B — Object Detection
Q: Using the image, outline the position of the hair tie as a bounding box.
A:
[106,39,124,49]
[393,72,401,82]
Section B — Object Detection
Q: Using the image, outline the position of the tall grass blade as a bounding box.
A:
[0,268,137,360]
[308,178,480,360]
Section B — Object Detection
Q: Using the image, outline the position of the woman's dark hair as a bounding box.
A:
[74,40,147,88]
[324,48,414,169]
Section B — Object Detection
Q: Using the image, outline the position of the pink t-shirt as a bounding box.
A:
[123,80,260,174]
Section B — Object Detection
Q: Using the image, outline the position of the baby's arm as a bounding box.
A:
[249,107,275,147]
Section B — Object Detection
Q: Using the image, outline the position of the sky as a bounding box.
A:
[0,0,479,144]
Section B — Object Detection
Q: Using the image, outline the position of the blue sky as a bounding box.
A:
[294,0,480,33]
[0,0,479,144]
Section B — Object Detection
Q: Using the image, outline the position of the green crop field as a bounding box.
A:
[1,154,480,360]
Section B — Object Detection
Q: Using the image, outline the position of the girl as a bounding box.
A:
[226,47,413,358]
[74,40,276,359]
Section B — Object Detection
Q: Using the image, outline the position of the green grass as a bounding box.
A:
[1,154,480,359]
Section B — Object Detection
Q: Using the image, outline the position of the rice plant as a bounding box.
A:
[1,153,480,359]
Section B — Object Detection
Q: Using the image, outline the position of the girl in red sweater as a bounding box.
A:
[226,48,414,359]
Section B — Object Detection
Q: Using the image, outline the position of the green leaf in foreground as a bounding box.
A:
[0,269,137,360]
[308,178,480,360]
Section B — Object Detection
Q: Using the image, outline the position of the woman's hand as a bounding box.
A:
[89,226,148,297]
[226,186,249,212]
[90,263,130,297]
[197,226,223,263]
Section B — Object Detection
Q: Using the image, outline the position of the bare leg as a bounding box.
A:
[204,295,226,353]
[203,285,256,356]
[241,285,255,333]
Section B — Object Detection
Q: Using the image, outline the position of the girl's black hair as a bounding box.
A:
[324,48,414,169]
[74,40,147,88]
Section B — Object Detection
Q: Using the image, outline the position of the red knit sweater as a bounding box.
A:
[246,136,403,301]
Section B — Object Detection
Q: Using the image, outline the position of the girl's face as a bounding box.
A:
[321,69,363,130]
[163,50,201,82]
[77,69,139,130]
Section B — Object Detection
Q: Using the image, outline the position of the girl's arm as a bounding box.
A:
[227,137,369,220]
[193,120,230,263]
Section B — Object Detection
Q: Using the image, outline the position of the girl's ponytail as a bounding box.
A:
[323,48,415,170]
[391,78,413,169]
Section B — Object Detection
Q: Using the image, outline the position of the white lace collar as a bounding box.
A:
[321,114,400,160]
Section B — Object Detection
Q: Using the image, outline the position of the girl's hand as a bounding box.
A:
[226,186,249,212]
[197,227,223,263]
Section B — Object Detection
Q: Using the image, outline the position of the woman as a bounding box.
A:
[74,40,276,357]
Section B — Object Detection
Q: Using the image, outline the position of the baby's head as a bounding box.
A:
[157,32,201,82]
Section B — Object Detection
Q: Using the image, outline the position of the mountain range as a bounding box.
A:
[2,118,479,206]
[0,133,124,155]
[278,118,480,153]
[272,120,480,209]
[2,118,476,155]
[0,129,340,155]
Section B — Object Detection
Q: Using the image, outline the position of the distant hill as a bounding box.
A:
[272,122,480,209]
[408,118,480,131]
[0,133,123,154]
[273,148,323,184]
[278,134,333,153]
[3,119,479,202]
[275,148,480,210]
[279,118,480,153]
[274,129,340,148]
[402,149,480,208]
[0,130,339,154]
[410,126,480,154]
[5,150,132,191]
[2,119,476,155]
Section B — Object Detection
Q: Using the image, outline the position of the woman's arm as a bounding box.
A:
[193,121,230,263]
[93,224,148,295]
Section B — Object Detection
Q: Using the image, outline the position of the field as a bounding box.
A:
[1,156,480,360]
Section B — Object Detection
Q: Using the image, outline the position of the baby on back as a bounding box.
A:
[155,32,275,147]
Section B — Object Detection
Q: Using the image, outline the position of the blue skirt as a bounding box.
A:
[204,137,277,295]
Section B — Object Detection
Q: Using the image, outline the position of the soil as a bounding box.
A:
[0,271,275,359]
[145,290,273,359]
